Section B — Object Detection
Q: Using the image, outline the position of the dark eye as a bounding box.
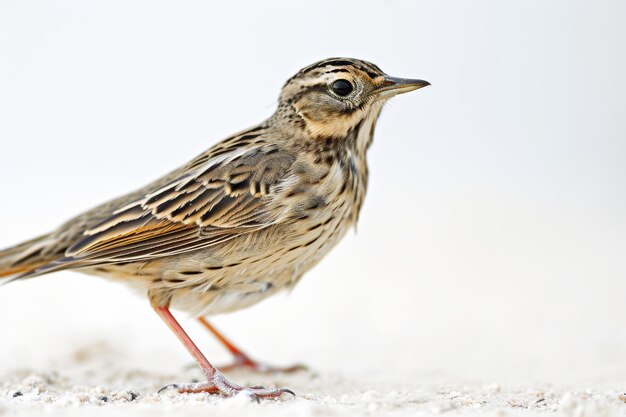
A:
[331,79,353,97]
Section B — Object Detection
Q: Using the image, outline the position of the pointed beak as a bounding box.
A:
[375,76,430,98]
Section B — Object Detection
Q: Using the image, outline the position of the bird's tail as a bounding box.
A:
[0,234,59,281]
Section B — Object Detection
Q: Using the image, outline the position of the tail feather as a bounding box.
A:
[0,264,44,278]
[0,234,60,281]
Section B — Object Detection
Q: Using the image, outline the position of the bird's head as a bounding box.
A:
[276,57,429,140]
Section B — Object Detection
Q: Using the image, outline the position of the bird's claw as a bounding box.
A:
[156,373,294,400]
[157,383,180,394]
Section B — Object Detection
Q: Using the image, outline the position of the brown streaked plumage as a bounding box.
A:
[0,58,429,399]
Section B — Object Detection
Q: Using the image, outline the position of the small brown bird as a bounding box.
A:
[0,58,429,399]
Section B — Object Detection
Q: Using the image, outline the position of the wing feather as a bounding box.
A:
[65,143,295,263]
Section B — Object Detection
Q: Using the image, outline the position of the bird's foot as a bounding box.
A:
[219,353,308,374]
[158,370,295,401]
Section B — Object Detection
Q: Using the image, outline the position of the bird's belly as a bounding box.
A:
[170,217,352,316]
[169,196,357,314]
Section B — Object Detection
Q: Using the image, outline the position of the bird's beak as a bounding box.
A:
[375,76,430,98]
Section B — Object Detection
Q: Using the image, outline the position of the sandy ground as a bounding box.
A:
[1,343,625,417]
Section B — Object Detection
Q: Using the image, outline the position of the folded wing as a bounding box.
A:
[64,143,296,264]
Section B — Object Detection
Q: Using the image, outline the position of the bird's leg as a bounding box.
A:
[153,306,293,399]
[198,317,307,373]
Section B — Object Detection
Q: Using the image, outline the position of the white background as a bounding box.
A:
[0,0,625,385]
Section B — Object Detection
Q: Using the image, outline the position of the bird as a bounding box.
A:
[0,58,429,400]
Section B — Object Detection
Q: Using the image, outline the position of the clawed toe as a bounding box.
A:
[281,388,296,396]
[157,383,180,394]
[157,382,219,395]
[156,374,294,400]
[237,387,293,402]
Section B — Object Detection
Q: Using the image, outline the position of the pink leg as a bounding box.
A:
[153,306,293,399]
[198,317,307,373]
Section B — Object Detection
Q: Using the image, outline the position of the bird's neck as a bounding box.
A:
[269,100,384,157]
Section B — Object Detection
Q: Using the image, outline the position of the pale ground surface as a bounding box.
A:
[1,339,626,417]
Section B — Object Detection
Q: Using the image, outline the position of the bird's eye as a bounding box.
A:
[331,79,353,97]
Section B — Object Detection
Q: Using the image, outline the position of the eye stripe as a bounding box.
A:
[301,60,381,80]
[302,59,357,74]
[286,58,384,93]
[361,68,379,79]
[325,68,350,74]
